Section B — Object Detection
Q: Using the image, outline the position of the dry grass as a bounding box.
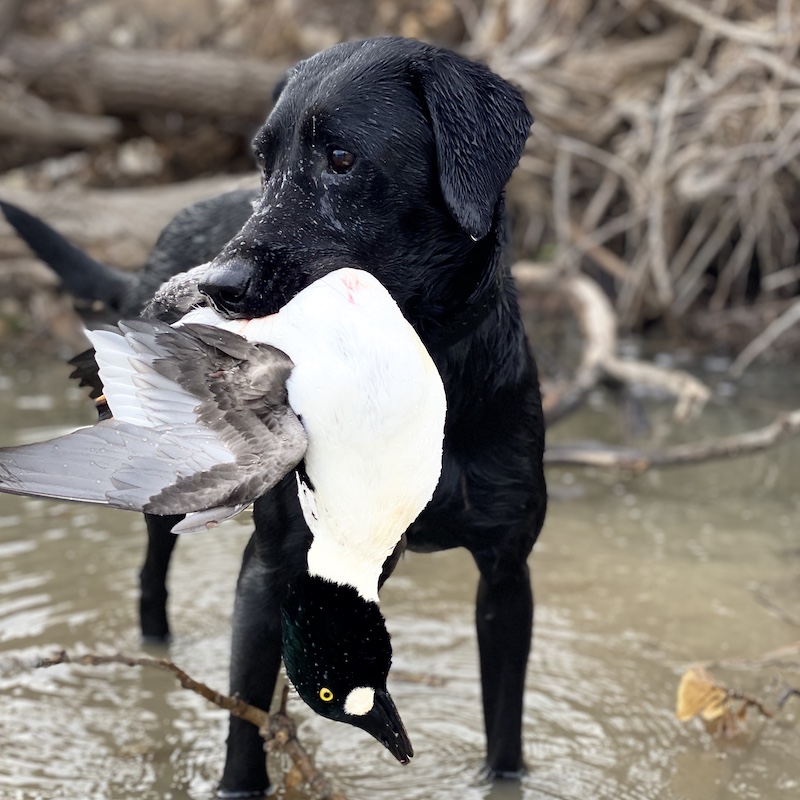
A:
[462,0,800,332]
[6,0,800,344]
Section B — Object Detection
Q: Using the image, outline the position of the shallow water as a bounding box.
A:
[0,353,798,800]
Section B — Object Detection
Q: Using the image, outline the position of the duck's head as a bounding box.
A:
[281,572,413,764]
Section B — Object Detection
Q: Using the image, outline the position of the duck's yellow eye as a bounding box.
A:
[319,687,334,702]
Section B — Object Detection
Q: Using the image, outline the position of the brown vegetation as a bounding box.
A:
[2,1,799,361]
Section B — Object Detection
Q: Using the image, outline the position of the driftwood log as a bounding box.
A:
[4,34,288,122]
[513,261,712,425]
[545,408,800,471]
[0,83,121,148]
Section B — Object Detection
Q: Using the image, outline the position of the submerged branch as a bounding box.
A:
[25,650,347,800]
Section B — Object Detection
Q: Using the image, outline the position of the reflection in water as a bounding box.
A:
[0,355,798,799]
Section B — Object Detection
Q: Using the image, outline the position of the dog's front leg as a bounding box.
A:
[473,554,533,778]
[139,513,182,642]
[218,534,283,797]
[219,482,311,798]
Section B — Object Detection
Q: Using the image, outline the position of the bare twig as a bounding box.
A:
[262,685,347,800]
[569,221,631,282]
[778,688,800,709]
[25,650,347,800]
[652,0,799,47]
[750,585,800,628]
[729,299,800,377]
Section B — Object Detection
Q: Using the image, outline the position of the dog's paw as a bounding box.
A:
[479,762,528,782]
[216,788,273,799]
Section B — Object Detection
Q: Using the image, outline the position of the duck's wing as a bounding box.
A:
[67,347,104,400]
[112,320,310,515]
[0,320,308,523]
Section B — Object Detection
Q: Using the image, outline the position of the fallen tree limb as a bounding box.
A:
[545,408,800,470]
[22,650,347,800]
[4,34,288,121]
[0,83,121,146]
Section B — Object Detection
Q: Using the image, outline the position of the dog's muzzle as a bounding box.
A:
[198,257,253,318]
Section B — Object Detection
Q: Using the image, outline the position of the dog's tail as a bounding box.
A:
[1,199,135,310]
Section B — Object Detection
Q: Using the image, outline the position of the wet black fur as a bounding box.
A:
[199,37,547,795]
[3,36,547,796]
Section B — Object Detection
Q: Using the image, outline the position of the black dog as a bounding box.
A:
[196,36,547,795]
[3,36,546,797]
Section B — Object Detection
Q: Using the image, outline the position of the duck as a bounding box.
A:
[0,267,447,764]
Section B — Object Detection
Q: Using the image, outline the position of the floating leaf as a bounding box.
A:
[676,667,730,722]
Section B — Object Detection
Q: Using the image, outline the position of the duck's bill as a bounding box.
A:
[352,687,414,764]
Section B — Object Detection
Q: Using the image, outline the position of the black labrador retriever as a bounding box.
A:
[3,35,547,797]
[195,36,547,796]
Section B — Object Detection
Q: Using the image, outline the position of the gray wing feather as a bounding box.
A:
[0,421,186,507]
[171,504,250,533]
[0,320,309,516]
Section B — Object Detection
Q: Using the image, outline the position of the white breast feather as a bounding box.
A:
[181,269,446,600]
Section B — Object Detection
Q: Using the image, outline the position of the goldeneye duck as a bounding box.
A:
[0,267,446,763]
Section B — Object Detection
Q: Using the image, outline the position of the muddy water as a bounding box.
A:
[0,352,798,800]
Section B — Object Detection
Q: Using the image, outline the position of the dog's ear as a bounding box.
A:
[272,70,292,103]
[411,52,532,240]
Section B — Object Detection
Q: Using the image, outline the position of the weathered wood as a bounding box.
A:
[5,34,288,121]
[545,408,800,470]
[0,84,121,146]
[513,260,711,424]
[0,174,259,272]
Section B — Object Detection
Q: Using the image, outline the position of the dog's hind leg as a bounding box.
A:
[473,551,533,778]
[139,513,181,643]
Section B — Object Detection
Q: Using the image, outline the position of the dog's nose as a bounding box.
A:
[198,259,252,317]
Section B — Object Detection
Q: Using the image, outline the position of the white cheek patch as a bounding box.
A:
[343,686,375,717]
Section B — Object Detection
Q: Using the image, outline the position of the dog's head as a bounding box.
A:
[199,37,532,336]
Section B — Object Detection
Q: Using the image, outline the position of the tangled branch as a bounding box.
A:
[19,650,347,800]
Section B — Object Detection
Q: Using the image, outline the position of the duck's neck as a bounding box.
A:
[295,474,390,604]
[306,536,382,604]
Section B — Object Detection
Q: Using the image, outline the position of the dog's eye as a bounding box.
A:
[328,147,356,174]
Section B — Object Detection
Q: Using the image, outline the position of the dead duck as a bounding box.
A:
[0,267,446,763]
